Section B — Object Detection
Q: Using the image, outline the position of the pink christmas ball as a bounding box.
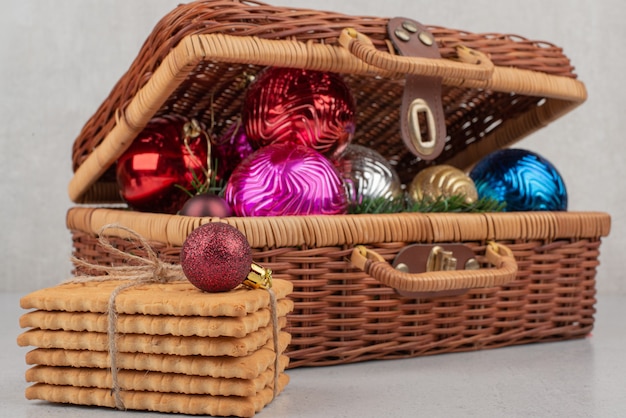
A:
[179,194,233,218]
[180,223,252,292]
[225,143,348,217]
[243,67,356,159]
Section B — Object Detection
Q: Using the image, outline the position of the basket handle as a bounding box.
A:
[350,242,517,293]
[338,27,494,82]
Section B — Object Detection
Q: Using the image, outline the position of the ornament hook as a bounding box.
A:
[244,262,273,289]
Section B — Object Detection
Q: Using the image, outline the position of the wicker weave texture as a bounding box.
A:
[67,208,610,367]
[62,0,609,368]
[68,0,586,204]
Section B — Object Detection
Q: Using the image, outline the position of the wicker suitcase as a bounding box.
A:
[66,0,610,368]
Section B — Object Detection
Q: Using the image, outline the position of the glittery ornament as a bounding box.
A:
[225,143,348,217]
[179,194,233,218]
[212,123,254,182]
[116,116,208,214]
[408,165,478,204]
[180,223,252,292]
[469,148,567,211]
[243,67,356,159]
[335,144,403,207]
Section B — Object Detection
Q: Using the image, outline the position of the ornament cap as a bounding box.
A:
[243,262,273,289]
[183,119,203,139]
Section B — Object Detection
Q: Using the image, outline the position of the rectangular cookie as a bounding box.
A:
[25,332,290,379]
[18,319,286,357]
[25,358,289,397]
[20,278,293,317]
[20,298,294,338]
[25,374,289,417]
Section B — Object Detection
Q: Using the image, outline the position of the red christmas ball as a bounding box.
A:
[180,223,252,292]
[116,116,208,214]
[243,67,356,159]
[179,194,233,218]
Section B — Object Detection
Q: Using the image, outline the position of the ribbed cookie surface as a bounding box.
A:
[20,299,293,338]
[25,333,291,379]
[20,279,293,317]
[26,374,289,417]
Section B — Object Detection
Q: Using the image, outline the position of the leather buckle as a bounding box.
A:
[392,244,479,298]
[387,17,446,161]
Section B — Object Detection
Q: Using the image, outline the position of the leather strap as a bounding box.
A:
[387,17,446,160]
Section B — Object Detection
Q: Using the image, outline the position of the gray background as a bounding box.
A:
[1,0,622,294]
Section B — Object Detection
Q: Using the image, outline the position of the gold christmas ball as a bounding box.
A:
[408,165,478,204]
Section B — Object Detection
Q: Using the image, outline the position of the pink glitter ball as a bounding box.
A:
[225,143,348,217]
[180,223,252,292]
[243,67,356,159]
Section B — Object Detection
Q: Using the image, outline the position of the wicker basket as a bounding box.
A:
[66,0,610,368]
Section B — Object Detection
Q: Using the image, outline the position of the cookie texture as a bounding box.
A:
[20,279,293,317]
[25,374,289,417]
[19,299,293,338]
[25,333,290,379]
[19,278,293,416]
[26,359,289,397]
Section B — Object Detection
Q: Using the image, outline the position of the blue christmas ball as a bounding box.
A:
[469,149,567,211]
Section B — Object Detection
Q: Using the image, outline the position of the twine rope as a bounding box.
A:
[66,223,281,409]
[268,287,279,400]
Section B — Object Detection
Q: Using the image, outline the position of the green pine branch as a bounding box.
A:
[175,158,226,198]
[349,194,505,214]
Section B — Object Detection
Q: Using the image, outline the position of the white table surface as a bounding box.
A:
[3,292,625,418]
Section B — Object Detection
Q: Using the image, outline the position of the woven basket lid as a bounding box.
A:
[68,0,586,204]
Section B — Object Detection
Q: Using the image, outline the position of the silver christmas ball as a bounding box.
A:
[336,144,403,206]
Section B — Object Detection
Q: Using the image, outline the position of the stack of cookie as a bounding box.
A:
[18,279,294,417]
